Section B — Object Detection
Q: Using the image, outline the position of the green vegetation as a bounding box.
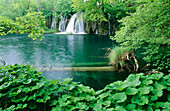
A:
[0,12,46,40]
[44,29,58,34]
[0,0,169,110]
[111,0,170,73]
[0,64,170,110]
[0,0,145,36]
[109,47,128,66]
[71,0,144,30]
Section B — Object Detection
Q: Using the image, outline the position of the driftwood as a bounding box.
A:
[0,60,6,66]
[109,49,143,73]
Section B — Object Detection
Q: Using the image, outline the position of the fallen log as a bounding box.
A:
[33,62,109,67]
[39,66,116,72]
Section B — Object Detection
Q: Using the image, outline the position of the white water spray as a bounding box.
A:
[65,13,85,34]
[58,15,67,32]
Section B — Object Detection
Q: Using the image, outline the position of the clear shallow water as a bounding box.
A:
[0,34,129,90]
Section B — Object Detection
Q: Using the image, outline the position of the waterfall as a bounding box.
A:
[66,14,78,33]
[75,14,85,33]
[65,13,85,34]
[108,13,111,36]
[58,15,67,32]
[95,29,98,34]
[51,16,56,29]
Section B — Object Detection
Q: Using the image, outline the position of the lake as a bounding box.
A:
[0,34,129,90]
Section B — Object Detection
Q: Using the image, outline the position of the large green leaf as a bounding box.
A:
[99,91,110,99]
[126,104,136,110]
[76,102,87,110]
[93,103,102,111]
[147,106,153,111]
[150,95,158,101]
[125,88,138,95]
[142,79,153,85]
[125,74,141,87]
[103,100,111,107]
[106,81,128,91]
[149,73,164,80]
[138,86,151,94]
[106,108,114,111]
[112,92,127,103]
[114,106,126,111]
[152,89,163,97]
[131,94,149,105]
[154,102,170,109]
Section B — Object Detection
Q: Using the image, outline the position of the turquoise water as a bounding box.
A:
[0,34,129,90]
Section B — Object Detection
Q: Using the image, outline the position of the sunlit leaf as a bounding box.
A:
[113,92,127,103]
[126,104,136,110]
[138,86,151,94]
[125,88,138,95]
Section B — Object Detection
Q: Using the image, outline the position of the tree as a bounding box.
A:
[111,0,170,73]
[0,12,46,40]
[71,0,144,34]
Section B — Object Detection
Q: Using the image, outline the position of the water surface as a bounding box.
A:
[0,34,128,90]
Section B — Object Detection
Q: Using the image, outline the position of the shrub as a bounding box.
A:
[108,47,129,66]
[0,64,169,110]
[0,64,58,110]
[111,0,170,73]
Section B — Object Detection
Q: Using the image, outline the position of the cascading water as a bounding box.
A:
[65,13,85,34]
[75,14,85,33]
[108,13,111,36]
[51,17,56,29]
[58,15,67,32]
[66,14,78,33]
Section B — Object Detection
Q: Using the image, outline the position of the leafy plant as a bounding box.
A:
[0,64,58,110]
[0,16,15,36]
[108,47,128,66]
[111,0,170,73]
[14,12,46,40]
[0,12,46,40]
[0,64,169,110]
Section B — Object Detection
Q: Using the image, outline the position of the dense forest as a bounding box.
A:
[0,0,170,110]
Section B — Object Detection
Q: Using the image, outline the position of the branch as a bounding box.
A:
[0,60,6,66]
[131,51,139,72]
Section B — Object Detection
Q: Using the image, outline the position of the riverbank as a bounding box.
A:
[44,29,59,34]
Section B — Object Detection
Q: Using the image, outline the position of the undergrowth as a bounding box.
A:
[0,64,169,111]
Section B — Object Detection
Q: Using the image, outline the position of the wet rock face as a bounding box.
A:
[85,21,115,36]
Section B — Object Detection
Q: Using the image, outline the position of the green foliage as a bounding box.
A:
[14,12,46,40]
[0,16,15,36]
[44,29,58,34]
[71,0,143,29]
[108,47,128,66]
[0,0,73,30]
[0,64,169,110]
[112,0,170,72]
[0,12,46,40]
[0,0,38,19]
[71,0,108,23]
[0,64,58,110]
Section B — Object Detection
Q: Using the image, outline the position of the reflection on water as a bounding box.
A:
[0,34,129,90]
